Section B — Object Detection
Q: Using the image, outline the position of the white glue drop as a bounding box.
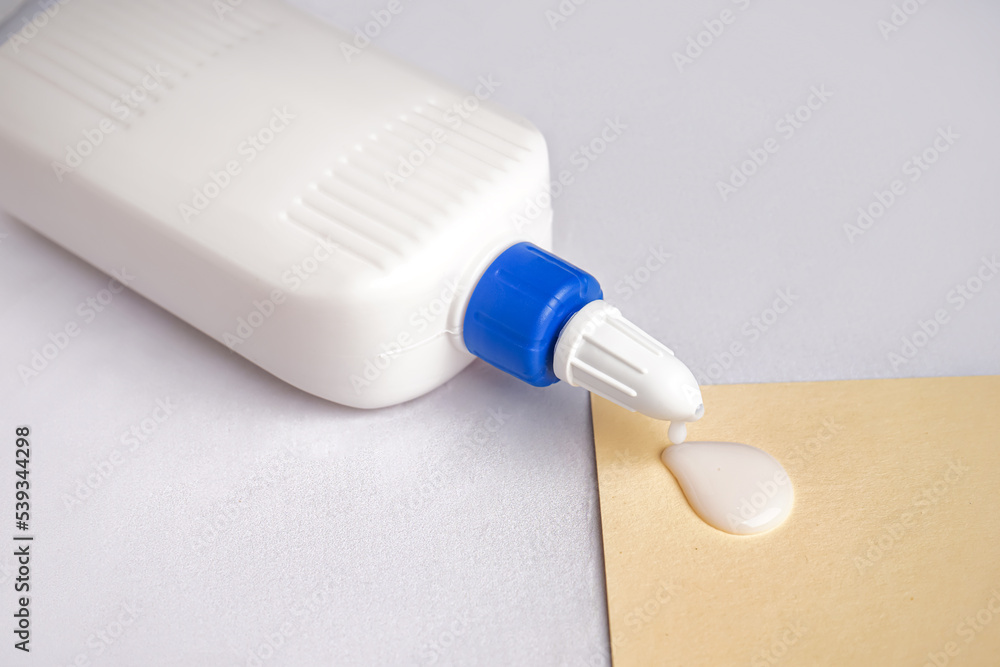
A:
[667,421,687,445]
[660,442,793,535]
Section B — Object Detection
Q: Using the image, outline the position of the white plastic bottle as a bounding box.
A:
[0,0,704,438]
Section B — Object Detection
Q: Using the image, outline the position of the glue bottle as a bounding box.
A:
[0,0,703,439]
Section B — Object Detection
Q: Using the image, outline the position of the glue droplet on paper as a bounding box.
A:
[661,441,793,535]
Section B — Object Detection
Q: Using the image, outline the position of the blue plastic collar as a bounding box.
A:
[463,242,603,386]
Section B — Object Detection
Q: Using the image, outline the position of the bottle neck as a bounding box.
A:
[462,242,602,387]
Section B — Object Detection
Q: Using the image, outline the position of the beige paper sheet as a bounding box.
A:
[593,376,1000,666]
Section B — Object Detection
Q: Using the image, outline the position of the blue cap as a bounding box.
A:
[462,242,603,386]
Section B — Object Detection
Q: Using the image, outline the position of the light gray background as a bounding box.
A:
[1,0,999,665]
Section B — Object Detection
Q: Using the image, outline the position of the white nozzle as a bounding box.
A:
[553,301,703,441]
